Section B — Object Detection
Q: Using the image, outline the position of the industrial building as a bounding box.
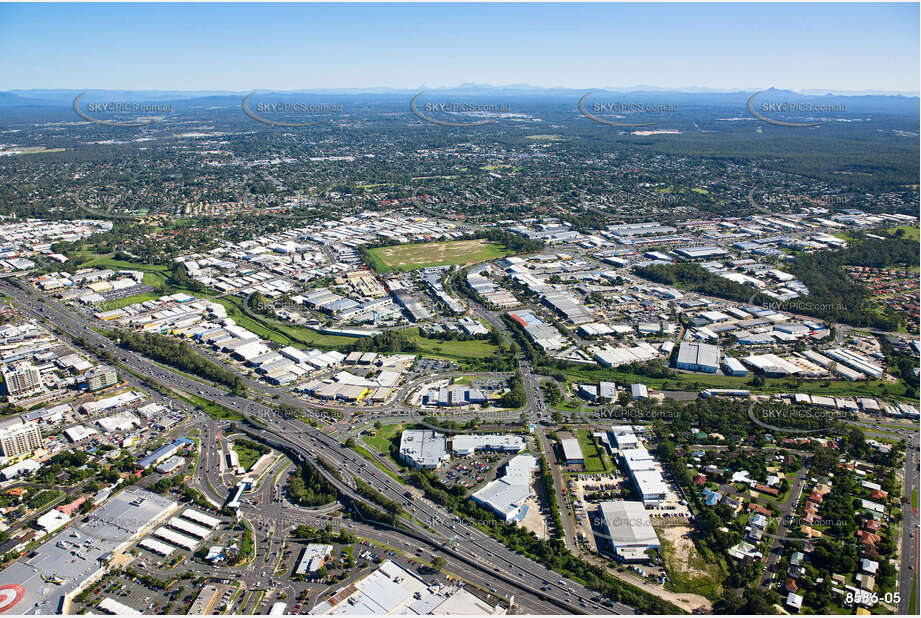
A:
[0,488,176,614]
[596,500,660,562]
[560,436,585,465]
[674,246,729,260]
[675,341,720,373]
[630,383,649,400]
[96,411,139,433]
[398,430,449,469]
[507,310,565,351]
[295,543,333,575]
[742,353,802,377]
[309,559,509,615]
[620,447,668,507]
[450,434,526,455]
[422,385,487,407]
[722,357,748,376]
[470,454,538,522]
[137,437,196,470]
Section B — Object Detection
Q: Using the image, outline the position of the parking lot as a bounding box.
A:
[436,452,509,490]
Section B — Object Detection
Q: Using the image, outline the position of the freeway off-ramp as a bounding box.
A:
[0,279,637,615]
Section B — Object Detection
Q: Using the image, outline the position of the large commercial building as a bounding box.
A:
[137,437,196,469]
[2,361,42,398]
[620,447,668,507]
[674,246,728,260]
[422,385,487,407]
[675,341,720,373]
[597,501,660,562]
[398,430,449,469]
[0,422,43,457]
[0,489,176,614]
[471,454,539,522]
[310,559,509,615]
[507,310,565,351]
[450,434,526,455]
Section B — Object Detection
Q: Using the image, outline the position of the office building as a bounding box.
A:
[0,422,43,457]
[2,362,42,398]
[85,365,118,392]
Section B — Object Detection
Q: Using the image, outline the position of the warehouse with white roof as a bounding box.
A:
[597,500,660,562]
[471,454,538,522]
[398,429,449,469]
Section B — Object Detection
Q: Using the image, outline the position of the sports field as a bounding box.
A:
[365,239,509,273]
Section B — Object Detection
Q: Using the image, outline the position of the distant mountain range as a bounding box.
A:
[1,86,917,113]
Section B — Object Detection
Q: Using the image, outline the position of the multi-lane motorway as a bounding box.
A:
[0,279,635,615]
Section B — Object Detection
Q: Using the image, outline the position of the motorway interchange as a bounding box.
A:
[1,265,917,616]
[0,278,635,615]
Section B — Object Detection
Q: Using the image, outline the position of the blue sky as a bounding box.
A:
[1,2,918,93]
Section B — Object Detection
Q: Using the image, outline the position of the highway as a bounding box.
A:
[0,279,635,615]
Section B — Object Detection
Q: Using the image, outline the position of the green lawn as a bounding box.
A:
[403,328,500,361]
[559,366,914,402]
[216,296,355,349]
[912,488,918,510]
[77,252,168,274]
[174,391,243,421]
[886,225,920,241]
[574,429,607,473]
[96,291,162,311]
[365,240,510,273]
[364,423,404,454]
[232,440,269,472]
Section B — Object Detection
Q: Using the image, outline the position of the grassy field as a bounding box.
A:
[886,225,920,241]
[365,240,510,273]
[560,365,914,402]
[96,291,162,311]
[216,296,355,349]
[232,440,268,471]
[364,423,404,454]
[574,429,608,473]
[659,535,725,600]
[74,252,173,288]
[174,391,243,421]
[403,328,500,361]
